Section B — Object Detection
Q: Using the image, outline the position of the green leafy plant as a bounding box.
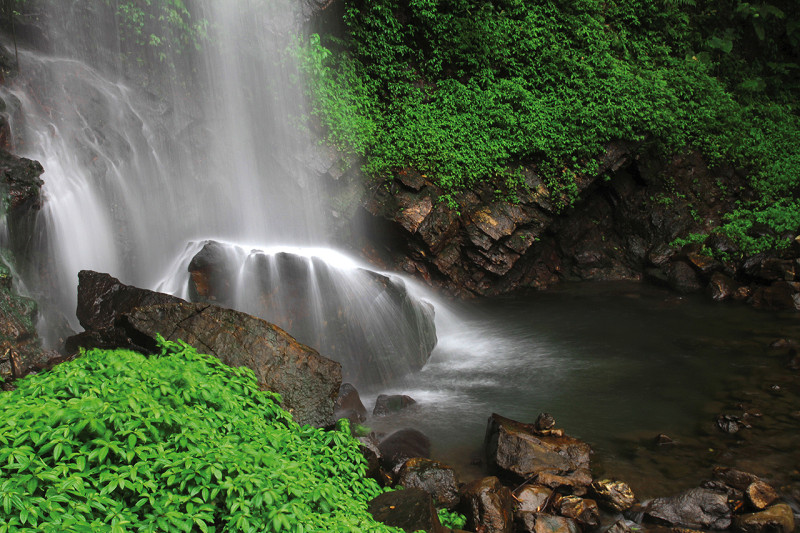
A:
[0,337,400,532]
[299,0,800,252]
[437,508,466,530]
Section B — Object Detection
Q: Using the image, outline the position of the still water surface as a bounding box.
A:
[363,281,799,496]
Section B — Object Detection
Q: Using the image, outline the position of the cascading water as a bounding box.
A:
[0,0,440,387]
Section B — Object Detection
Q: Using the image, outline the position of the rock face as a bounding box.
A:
[345,142,800,311]
[0,257,63,384]
[186,241,437,386]
[485,414,592,494]
[643,487,732,530]
[66,272,342,427]
[0,149,44,258]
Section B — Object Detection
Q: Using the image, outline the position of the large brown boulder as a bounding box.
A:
[485,414,592,494]
[66,272,342,427]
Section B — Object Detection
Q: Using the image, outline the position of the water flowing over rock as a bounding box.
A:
[185,240,437,387]
[67,272,341,427]
[643,487,732,530]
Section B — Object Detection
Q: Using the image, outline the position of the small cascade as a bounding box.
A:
[156,240,438,388]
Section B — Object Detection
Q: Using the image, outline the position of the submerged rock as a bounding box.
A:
[373,394,417,416]
[643,487,731,530]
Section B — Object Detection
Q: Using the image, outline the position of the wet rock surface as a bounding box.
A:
[373,393,417,416]
[334,382,367,426]
[643,487,732,530]
[186,240,438,385]
[378,428,432,475]
[66,272,341,427]
[368,487,446,533]
[398,457,460,509]
[460,476,514,533]
[732,503,795,533]
[347,143,800,313]
[485,413,592,493]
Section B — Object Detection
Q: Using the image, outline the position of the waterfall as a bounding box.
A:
[0,0,439,386]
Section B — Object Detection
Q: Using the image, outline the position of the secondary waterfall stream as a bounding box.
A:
[1,0,798,504]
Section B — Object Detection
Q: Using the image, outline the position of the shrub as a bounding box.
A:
[0,337,398,532]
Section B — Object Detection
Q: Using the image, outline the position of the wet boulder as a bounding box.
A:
[368,487,446,533]
[554,495,599,528]
[334,382,368,426]
[514,485,553,532]
[590,479,637,512]
[186,241,438,386]
[713,467,762,491]
[732,503,795,533]
[485,414,592,494]
[398,458,460,509]
[643,487,731,530]
[65,270,184,353]
[708,272,739,301]
[67,273,342,427]
[667,261,703,293]
[530,514,580,533]
[745,481,779,511]
[460,476,514,533]
[123,302,342,428]
[373,394,417,416]
[378,428,432,475]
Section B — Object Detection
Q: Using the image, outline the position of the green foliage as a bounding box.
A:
[437,508,466,530]
[0,338,398,532]
[300,0,800,250]
[13,0,208,59]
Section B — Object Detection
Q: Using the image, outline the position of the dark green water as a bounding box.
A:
[363,282,800,498]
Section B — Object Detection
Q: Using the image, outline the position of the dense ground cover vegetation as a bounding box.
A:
[0,338,398,532]
[301,0,800,253]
